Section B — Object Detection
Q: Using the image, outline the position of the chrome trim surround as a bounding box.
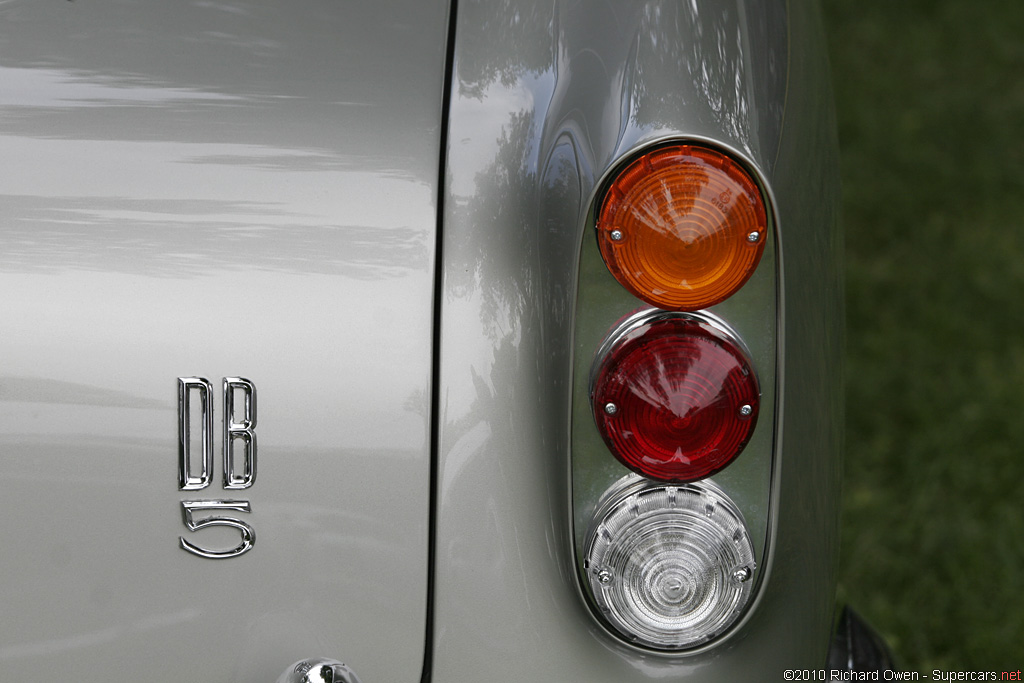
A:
[586,308,759,402]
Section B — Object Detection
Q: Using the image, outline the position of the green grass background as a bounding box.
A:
[824,0,1024,670]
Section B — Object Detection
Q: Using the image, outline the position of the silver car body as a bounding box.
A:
[0,0,841,680]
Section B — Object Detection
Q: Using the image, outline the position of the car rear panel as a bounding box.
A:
[431,0,841,679]
[0,0,448,680]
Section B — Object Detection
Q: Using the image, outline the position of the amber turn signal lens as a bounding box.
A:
[597,144,767,311]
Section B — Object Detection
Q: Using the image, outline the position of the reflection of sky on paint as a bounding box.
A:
[0,58,434,278]
[0,134,426,207]
[0,133,431,278]
[0,66,241,108]
[0,55,438,455]
[0,123,433,448]
[191,1,253,18]
[0,136,433,451]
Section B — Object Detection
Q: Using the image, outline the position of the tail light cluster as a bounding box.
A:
[572,143,775,653]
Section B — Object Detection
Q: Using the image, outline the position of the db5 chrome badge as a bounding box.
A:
[177,377,257,559]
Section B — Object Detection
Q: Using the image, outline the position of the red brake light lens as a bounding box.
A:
[591,314,759,482]
[596,144,767,311]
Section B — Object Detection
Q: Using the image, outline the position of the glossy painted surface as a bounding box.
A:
[0,0,840,679]
[0,1,447,680]
[433,0,840,680]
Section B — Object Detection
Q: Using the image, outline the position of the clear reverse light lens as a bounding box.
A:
[584,477,755,651]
